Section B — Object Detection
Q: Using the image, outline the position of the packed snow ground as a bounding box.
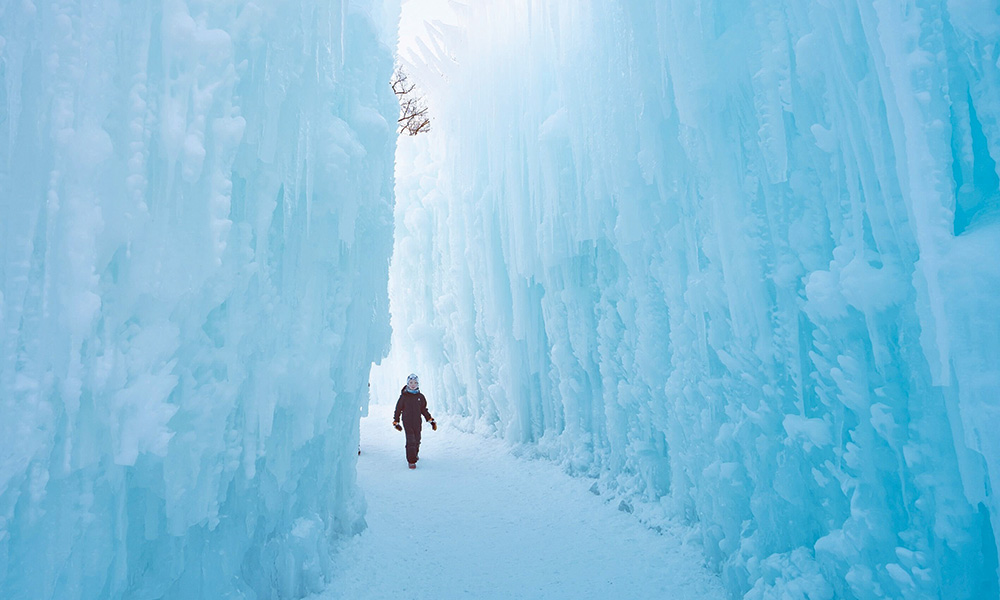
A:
[316,403,726,600]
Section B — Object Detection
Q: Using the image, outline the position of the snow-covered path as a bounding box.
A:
[317,403,726,600]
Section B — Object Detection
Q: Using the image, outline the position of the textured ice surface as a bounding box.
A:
[377,1,1000,598]
[0,1,397,597]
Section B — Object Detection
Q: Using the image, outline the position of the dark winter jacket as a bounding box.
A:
[394,387,433,429]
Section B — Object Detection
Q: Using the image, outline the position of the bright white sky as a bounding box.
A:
[397,0,455,53]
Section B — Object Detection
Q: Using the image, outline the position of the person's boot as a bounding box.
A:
[408,462,416,469]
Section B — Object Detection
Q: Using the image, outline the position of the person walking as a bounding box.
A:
[393,373,436,468]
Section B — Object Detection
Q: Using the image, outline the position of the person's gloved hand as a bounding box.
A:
[393,421,402,431]
[430,420,437,431]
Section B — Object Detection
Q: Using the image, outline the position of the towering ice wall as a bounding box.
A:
[383,1,1000,597]
[0,1,397,597]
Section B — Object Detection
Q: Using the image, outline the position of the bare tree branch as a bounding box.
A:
[392,64,431,136]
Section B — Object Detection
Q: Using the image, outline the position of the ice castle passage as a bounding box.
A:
[2,0,1000,598]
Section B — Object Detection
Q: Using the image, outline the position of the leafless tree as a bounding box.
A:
[392,65,431,136]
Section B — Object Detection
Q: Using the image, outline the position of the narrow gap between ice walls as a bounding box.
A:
[373,1,1000,599]
[0,1,400,598]
[369,0,457,418]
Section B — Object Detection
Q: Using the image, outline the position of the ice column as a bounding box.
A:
[385,1,1000,598]
[0,1,397,597]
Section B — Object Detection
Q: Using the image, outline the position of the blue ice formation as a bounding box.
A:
[379,1,1000,598]
[0,0,397,597]
[4,0,1000,597]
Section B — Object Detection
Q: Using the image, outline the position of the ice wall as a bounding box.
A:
[0,1,397,598]
[384,1,1000,597]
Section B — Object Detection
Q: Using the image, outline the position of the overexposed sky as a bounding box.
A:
[398,0,455,53]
